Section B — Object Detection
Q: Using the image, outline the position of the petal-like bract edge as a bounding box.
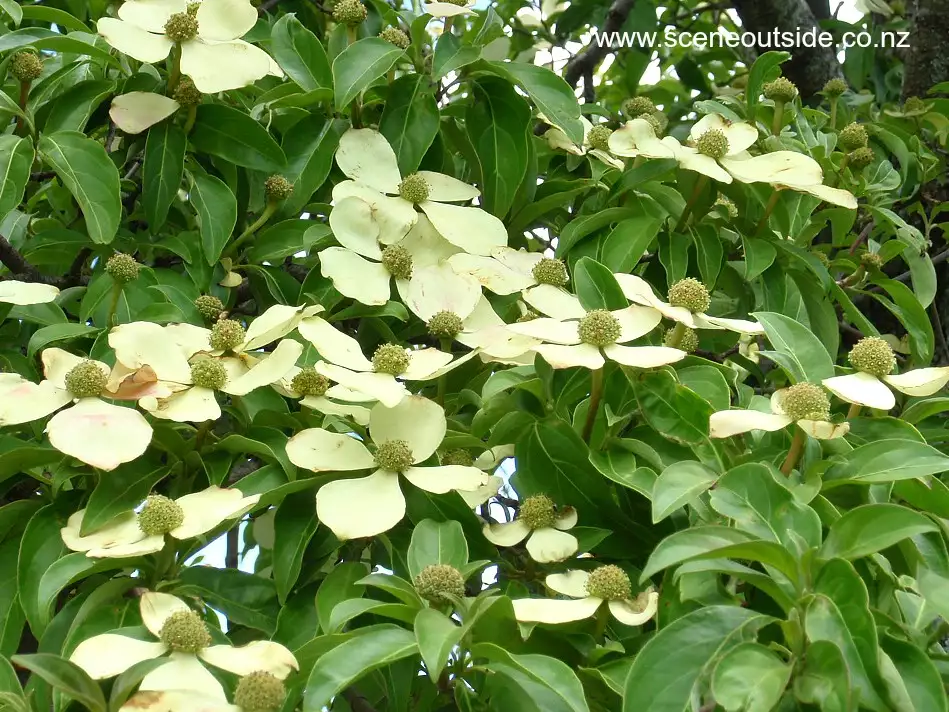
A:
[116,0,185,32]
[110,321,193,384]
[315,362,408,408]
[141,591,192,637]
[447,253,533,295]
[482,519,532,547]
[222,339,303,396]
[545,569,591,597]
[110,92,180,134]
[335,129,402,194]
[0,280,59,305]
[196,0,257,41]
[179,38,272,94]
[609,591,659,626]
[533,343,604,370]
[299,316,374,371]
[522,284,585,319]
[709,410,792,438]
[0,376,71,425]
[70,634,166,679]
[402,465,495,494]
[420,201,507,257]
[199,641,298,679]
[327,196,383,258]
[418,171,480,202]
[47,399,152,471]
[369,395,446,463]
[512,596,601,624]
[506,317,581,345]
[139,652,225,699]
[614,305,662,342]
[525,527,579,563]
[822,372,896,410]
[97,17,174,63]
[884,367,949,397]
[319,247,392,306]
[315,470,406,540]
[405,263,482,322]
[172,486,260,540]
[144,386,220,423]
[286,428,375,472]
[604,344,686,368]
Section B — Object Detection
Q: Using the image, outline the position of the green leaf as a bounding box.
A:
[332,38,405,109]
[881,636,947,712]
[573,257,627,311]
[599,215,662,273]
[407,519,469,580]
[271,13,332,92]
[19,6,89,32]
[80,460,167,535]
[611,159,678,197]
[0,136,32,217]
[475,643,590,712]
[380,74,440,177]
[629,369,712,446]
[17,504,66,638]
[917,567,949,622]
[868,277,934,365]
[0,438,61,487]
[38,131,121,245]
[746,51,790,112]
[753,311,835,383]
[793,640,854,712]
[824,438,949,484]
[415,608,462,682]
[742,236,777,282]
[484,61,583,144]
[176,567,280,634]
[0,0,22,24]
[10,654,106,712]
[143,122,186,231]
[108,658,169,711]
[273,491,319,604]
[316,562,370,633]
[556,207,638,256]
[623,606,773,712]
[281,116,346,217]
[0,30,121,68]
[190,105,286,172]
[189,171,237,265]
[820,504,937,561]
[465,78,531,218]
[26,323,99,358]
[651,461,718,523]
[247,221,329,262]
[711,642,791,712]
[40,80,114,134]
[302,624,418,710]
[691,225,723,289]
[433,33,480,80]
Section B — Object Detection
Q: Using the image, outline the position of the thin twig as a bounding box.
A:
[562,0,637,91]
[0,232,39,279]
[848,220,874,254]
[931,301,949,364]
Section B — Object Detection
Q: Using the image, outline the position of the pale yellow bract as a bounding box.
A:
[710,389,850,440]
[483,505,579,563]
[512,570,660,626]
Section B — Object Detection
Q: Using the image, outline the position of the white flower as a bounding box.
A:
[97,0,282,94]
[506,285,684,370]
[448,247,569,297]
[287,396,499,540]
[423,0,476,17]
[543,115,624,170]
[456,298,544,365]
[273,365,373,425]
[403,262,484,328]
[0,280,59,305]
[109,92,180,134]
[710,386,849,440]
[333,128,508,256]
[69,592,297,700]
[512,568,659,626]
[0,349,152,471]
[61,486,260,558]
[484,495,579,563]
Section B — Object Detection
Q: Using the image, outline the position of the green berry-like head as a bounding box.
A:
[781,382,831,422]
[158,610,211,653]
[622,96,656,118]
[664,326,699,353]
[647,111,668,134]
[209,318,245,352]
[443,0,469,5]
[380,27,410,49]
[172,77,202,105]
[138,494,185,536]
[374,439,414,473]
[903,96,927,115]
[105,253,140,284]
[414,564,466,604]
[531,258,568,287]
[860,251,883,270]
[194,295,224,322]
[65,360,108,398]
[440,449,473,467]
[848,146,874,170]
[264,175,294,202]
[234,671,286,711]
[823,77,848,98]
[398,173,430,204]
[584,565,632,601]
[518,494,557,529]
[333,0,367,25]
[190,358,227,390]
[372,343,410,375]
[290,367,330,397]
[696,129,729,159]
[667,277,710,313]
[11,52,42,82]
[839,122,868,151]
[587,125,613,152]
[848,336,896,378]
[427,311,463,339]
[763,77,798,104]
[164,11,199,41]
[381,244,413,280]
[577,309,621,347]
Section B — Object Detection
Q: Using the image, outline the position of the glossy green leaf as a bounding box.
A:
[281,116,346,216]
[80,460,167,535]
[711,642,791,712]
[820,504,937,561]
[273,491,320,603]
[332,37,405,109]
[26,323,99,358]
[143,122,186,231]
[380,74,440,176]
[316,562,370,633]
[41,80,114,133]
[189,171,237,265]
[475,643,590,712]
[190,105,286,172]
[629,369,712,445]
[407,518,469,581]
[793,640,854,712]
[753,311,836,383]
[415,608,462,682]
[271,13,332,91]
[10,654,106,712]
[746,51,790,111]
[433,33,480,80]
[176,567,280,634]
[824,438,949,484]
[573,257,627,312]
[651,461,718,523]
[0,136,32,217]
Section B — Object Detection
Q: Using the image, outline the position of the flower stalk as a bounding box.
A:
[581,367,605,444]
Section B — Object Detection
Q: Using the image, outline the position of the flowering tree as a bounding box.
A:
[0,0,948,710]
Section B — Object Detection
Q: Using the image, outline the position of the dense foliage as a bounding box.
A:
[1,0,948,710]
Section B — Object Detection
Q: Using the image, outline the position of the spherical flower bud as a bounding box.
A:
[11,52,42,82]
[642,113,665,134]
[291,367,329,397]
[333,0,367,26]
[194,295,224,321]
[172,77,202,105]
[380,27,410,49]
[781,382,831,422]
[414,564,466,604]
[848,147,874,170]
[234,671,286,711]
[848,336,896,378]
[427,311,463,339]
[622,96,656,117]
[518,494,556,529]
[138,494,186,535]
[902,96,927,115]
[587,125,613,152]
[664,326,698,353]
[374,439,414,473]
[531,258,568,287]
[164,11,199,42]
[714,196,738,218]
[381,244,413,280]
[763,77,798,104]
[398,173,430,204]
[65,360,107,398]
[839,122,868,151]
[105,253,140,284]
[190,358,227,390]
[264,175,294,202]
[823,78,848,98]
[584,565,632,601]
[860,251,883,270]
[440,449,473,467]
[209,318,245,352]
[372,343,410,375]
[731,74,748,90]
[158,610,211,653]
[696,129,729,159]
[577,309,621,347]
[667,277,710,313]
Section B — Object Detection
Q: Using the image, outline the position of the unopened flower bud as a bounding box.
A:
[763,77,798,104]
[427,311,463,339]
[414,564,465,603]
[860,251,883,270]
[194,295,224,321]
[138,494,185,535]
[374,439,414,473]
[823,78,848,98]
[696,129,728,159]
[380,27,410,49]
[664,326,698,353]
[398,173,429,204]
[577,310,621,347]
[667,277,710,313]
[587,125,613,152]
[518,494,556,529]
[782,382,831,422]
[105,253,140,283]
[372,343,410,375]
[11,52,42,82]
[190,358,227,390]
[333,0,367,26]
[291,367,329,397]
[234,671,286,711]
[164,11,199,42]
[848,147,874,170]
[531,258,568,287]
[209,319,245,352]
[622,96,655,118]
[264,175,293,202]
[381,244,413,280]
[848,336,895,378]
[440,449,473,467]
[159,610,211,653]
[173,77,202,105]
[65,360,108,398]
[839,122,868,151]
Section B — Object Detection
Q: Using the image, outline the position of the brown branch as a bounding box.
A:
[225,528,240,569]
[341,689,381,712]
[562,0,636,92]
[0,233,39,279]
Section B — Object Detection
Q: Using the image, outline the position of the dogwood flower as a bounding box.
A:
[287,396,498,540]
[821,336,949,411]
[0,280,59,305]
[512,567,659,626]
[710,383,849,440]
[448,248,569,297]
[69,592,297,701]
[543,114,624,170]
[273,365,373,425]
[333,128,507,256]
[97,0,282,94]
[483,495,579,563]
[456,298,544,365]
[403,262,484,339]
[0,349,152,470]
[506,285,683,370]
[61,486,260,558]
[423,0,476,16]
